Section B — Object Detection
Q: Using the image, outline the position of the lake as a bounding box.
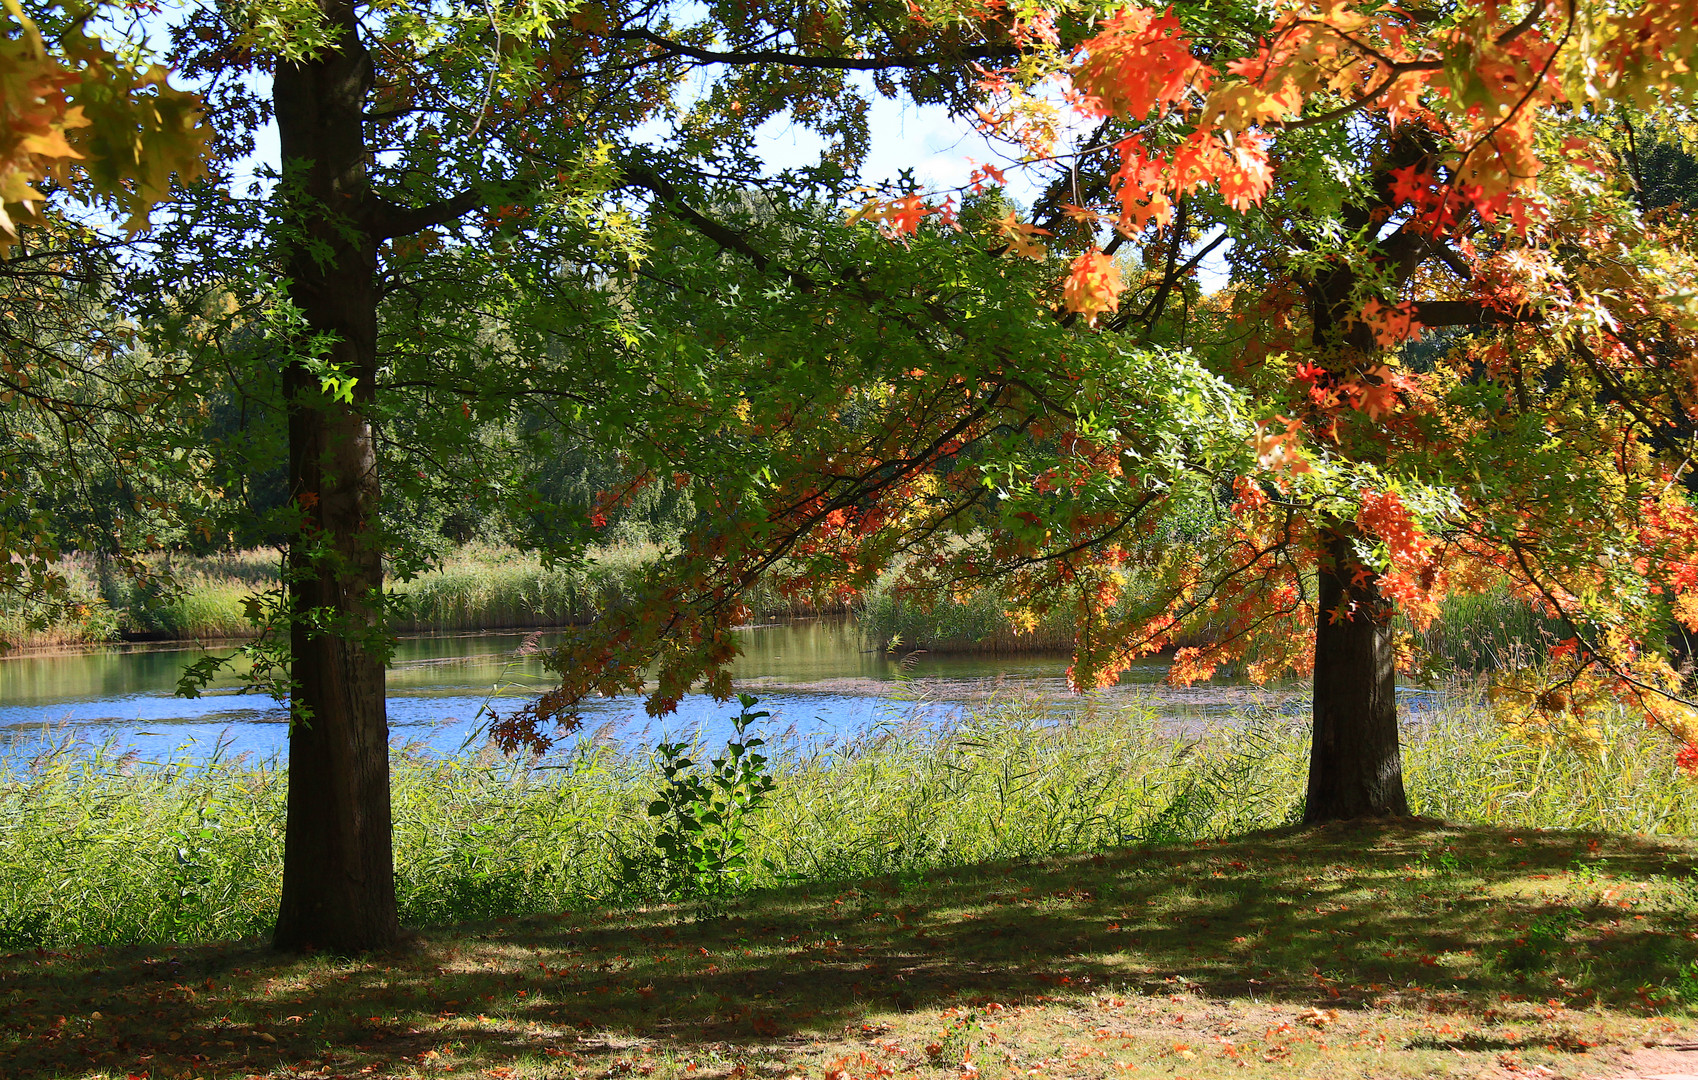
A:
[0,619,1313,764]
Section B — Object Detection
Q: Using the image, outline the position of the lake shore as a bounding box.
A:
[5,545,1562,688]
[0,697,1691,950]
[2,621,1311,766]
[0,544,851,651]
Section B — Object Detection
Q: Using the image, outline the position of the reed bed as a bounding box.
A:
[5,538,1562,668]
[0,544,839,649]
[855,582,1077,653]
[0,693,1690,949]
[859,579,1564,672]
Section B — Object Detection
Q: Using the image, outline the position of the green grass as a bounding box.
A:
[2,695,1692,951]
[1,698,1696,1078]
[0,820,1694,1080]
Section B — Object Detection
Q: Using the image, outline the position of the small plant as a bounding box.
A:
[925,1011,983,1068]
[1496,908,1578,974]
[637,694,778,906]
[1673,958,1698,1006]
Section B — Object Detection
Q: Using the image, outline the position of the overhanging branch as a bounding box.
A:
[1411,300,1539,327]
[369,189,484,240]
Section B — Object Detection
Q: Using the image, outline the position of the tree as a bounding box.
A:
[153,0,1096,953]
[512,0,1698,824]
[952,0,1698,817]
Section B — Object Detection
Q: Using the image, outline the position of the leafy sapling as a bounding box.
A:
[638,694,778,906]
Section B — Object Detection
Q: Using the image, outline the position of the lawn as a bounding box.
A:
[4,820,1695,1080]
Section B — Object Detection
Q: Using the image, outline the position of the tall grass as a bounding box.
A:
[855,579,1076,653]
[859,577,1566,671]
[0,544,839,649]
[0,551,277,649]
[1405,588,1568,671]
[0,693,1690,948]
[392,544,835,633]
[1406,686,1698,832]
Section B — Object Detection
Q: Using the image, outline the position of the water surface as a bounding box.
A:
[0,620,1304,763]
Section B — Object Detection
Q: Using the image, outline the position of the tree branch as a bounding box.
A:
[613,26,1018,72]
[1410,300,1539,327]
[369,189,484,240]
[620,160,815,290]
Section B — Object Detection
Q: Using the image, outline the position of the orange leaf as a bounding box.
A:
[1062,251,1123,323]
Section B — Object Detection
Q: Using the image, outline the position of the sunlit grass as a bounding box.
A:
[1,817,1693,1080]
[1,694,1691,950]
[1,693,1695,1079]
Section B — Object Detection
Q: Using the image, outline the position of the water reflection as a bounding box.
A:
[0,620,1298,764]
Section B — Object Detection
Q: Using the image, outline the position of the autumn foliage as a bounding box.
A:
[0,0,206,245]
[1027,0,1698,769]
[479,0,1698,789]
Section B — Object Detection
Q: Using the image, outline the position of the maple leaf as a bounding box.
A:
[1061,250,1123,323]
[1206,77,1303,127]
[994,210,1050,259]
[970,161,1007,189]
[1250,415,1313,474]
[1387,163,1435,207]
[1218,132,1274,211]
[886,195,933,234]
[1118,189,1174,233]
[1358,298,1424,348]
[1356,378,1400,421]
[1073,7,1209,121]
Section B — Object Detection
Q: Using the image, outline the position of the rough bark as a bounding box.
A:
[1304,524,1410,822]
[270,0,399,954]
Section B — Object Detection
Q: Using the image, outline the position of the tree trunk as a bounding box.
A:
[270,1,399,953]
[1304,524,1410,823]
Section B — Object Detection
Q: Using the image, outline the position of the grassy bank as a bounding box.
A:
[858,579,1566,670]
[1,819,1694,1080]
[4,543,1566,669]
[1,694,1692,951]
[0,545,838,650]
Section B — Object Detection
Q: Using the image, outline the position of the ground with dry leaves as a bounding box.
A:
[2,820,1694,1080]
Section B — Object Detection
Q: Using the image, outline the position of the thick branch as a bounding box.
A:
[620,161,814,290]
[1410,300,1539,327]
[369,189,483,240]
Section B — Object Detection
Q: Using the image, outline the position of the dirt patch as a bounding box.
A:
[1593,1038,1698,1079]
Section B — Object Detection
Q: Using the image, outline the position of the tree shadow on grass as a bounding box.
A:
[0,819,1693,1078]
